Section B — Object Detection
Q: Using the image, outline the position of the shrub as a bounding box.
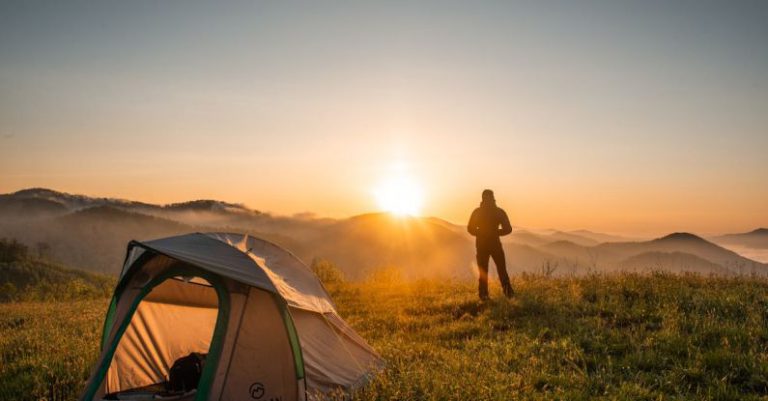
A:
[311,258,346,285]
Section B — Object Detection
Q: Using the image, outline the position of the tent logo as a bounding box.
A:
[249,382,265,399]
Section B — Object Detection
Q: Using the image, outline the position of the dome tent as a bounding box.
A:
[80,232,381,401]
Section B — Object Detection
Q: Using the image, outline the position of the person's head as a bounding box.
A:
[481,189,495,204]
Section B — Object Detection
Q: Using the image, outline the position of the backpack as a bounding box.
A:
[167,352,206,393]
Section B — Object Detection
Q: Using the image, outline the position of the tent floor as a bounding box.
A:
[103,383,197,401]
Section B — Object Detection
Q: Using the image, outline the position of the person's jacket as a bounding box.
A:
[467,201,512,248]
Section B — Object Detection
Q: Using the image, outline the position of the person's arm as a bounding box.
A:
[498,209,512,236]
[467,209,479,236]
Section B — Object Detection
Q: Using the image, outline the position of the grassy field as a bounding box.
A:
[0,300,106,401]
[2,273,768,400]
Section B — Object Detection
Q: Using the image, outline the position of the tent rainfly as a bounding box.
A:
[80,232,382,401]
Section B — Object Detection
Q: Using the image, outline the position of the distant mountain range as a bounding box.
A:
[0,188,766,279]
[0,187,256,216]
[506,230,623,247]
[712,228,768,250]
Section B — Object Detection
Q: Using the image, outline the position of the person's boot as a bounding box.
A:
[479,277,490,301]
[503,286,514,299]
[479,284,489,301]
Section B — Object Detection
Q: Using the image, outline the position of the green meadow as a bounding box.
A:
[3,270,768,401]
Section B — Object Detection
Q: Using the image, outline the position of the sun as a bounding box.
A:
[373,174,424,216]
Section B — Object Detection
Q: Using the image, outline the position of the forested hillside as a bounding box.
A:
[0,238,114,302]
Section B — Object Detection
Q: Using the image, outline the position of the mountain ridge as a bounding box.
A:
[1,188,766,277]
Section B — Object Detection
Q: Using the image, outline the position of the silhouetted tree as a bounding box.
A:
[0,238,28,263]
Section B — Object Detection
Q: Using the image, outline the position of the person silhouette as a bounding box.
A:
[467,189,514,300]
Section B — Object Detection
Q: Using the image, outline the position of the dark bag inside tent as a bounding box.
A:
[168,352,206,393]
[102,276,219,401]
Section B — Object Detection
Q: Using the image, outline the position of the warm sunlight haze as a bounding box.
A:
[2,2,768,401]
[373,164,425,216]
[1,1,766,236]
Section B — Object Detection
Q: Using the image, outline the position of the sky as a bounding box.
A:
[1,0,766,236]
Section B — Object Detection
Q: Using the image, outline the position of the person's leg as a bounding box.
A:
[476,248,490,300]
[491,245,513,297]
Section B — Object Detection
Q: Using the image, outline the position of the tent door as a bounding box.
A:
[82,269,230,401]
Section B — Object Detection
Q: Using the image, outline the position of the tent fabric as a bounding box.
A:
[291,309,382,396]
[208,291,247,398]
[119,246,146,278]
[99,254,180,373]
[205,233,336,313]
[133,233,336,313]
[82,232,381,401]
[138,233,277,293]
[142,277,219,308]
[218,287,298,401]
